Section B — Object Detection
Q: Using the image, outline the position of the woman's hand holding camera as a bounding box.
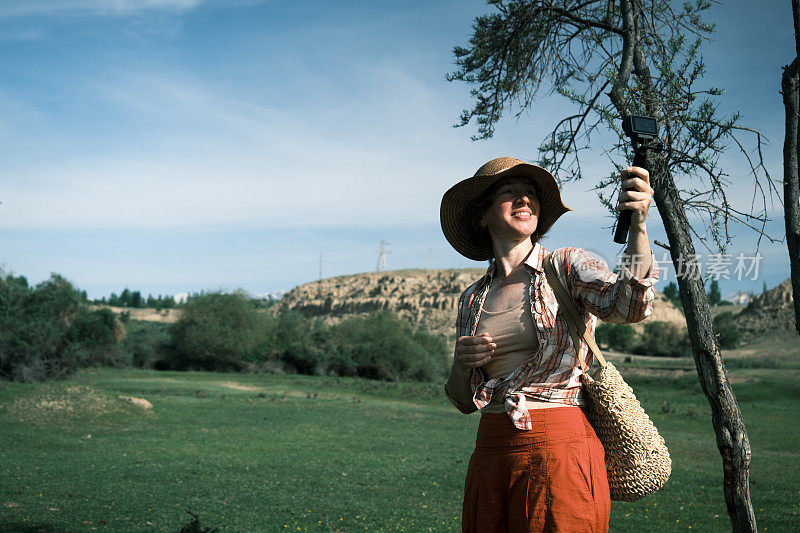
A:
[616,166,654,229]
[616,165,654,277]
[455,333,496,369]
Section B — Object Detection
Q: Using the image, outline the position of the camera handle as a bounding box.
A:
[612,148,648,244]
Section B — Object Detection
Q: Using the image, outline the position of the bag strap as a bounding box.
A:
[543,253,608,370]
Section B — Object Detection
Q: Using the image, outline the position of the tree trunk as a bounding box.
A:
[651,164,757,532]
[617,1,757,526]
[783,0,800,335]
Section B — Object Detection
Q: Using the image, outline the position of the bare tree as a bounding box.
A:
[447,1,782,531]
[782,0,800,334]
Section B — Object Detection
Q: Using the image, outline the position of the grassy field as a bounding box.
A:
[1,345,799,532]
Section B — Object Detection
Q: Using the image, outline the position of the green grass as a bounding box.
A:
[1,365,798,532]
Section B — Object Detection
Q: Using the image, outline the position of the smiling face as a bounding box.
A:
[480,176,541,244]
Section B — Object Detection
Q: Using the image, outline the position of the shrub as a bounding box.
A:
[67,308,120,348]
[65,307,129,368]
[122,320,173,369]
[155,297,449,381]
[713,311,741,349]
[0,273,83,381]
[328,311,449,382]
[239,310,449,382]
[632,321,691,357]
[264,311,328,375]
[595,323,637,352]
[0,273,120,381]
[170,292,269,371]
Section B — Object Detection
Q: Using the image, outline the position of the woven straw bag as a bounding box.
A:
[544,254,672,502]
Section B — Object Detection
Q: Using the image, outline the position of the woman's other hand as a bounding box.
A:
[455,333,496,369]
[616,166,653,228]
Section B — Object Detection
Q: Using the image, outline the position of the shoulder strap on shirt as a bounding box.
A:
[543,252,608,370]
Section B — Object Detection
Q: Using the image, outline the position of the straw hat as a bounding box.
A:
[440,157,572,261]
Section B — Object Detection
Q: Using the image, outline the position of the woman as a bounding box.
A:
[440,157,659,533]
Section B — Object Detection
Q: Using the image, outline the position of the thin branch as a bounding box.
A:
[549,80,612,174]
[542,5,624,35]
[685,200,778,242]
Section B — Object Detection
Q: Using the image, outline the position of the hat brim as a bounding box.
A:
[440,162,572,261]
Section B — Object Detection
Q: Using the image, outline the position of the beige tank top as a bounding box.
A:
[475,298,538,381]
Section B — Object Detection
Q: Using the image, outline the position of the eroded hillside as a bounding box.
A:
[736,278,796,336]
[274,268,688,339]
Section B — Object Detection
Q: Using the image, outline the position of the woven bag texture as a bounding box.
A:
[581,362,672,502]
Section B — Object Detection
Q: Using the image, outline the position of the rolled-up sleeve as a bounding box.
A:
[445,381,479,414]
[444,286,482,414]
[555,247,659,324]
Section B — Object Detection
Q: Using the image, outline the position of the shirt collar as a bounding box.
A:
[526,241,548,273]
[484,241,549,280]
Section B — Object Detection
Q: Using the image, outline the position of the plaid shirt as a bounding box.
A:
[444,241,659,430]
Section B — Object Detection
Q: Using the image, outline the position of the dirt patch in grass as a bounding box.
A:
[219,381,262,392]
[4,385,134,425]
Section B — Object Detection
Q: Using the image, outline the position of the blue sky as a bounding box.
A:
[0,0,793,300]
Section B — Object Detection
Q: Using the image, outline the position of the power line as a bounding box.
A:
[376,240,390,271]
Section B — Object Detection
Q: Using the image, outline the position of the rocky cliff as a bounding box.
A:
[735,278,796,336]
[275,269,484,340]
[275,268,687,338]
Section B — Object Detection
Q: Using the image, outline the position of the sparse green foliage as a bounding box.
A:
[712,311,741,349]
[707,279,722,306]
[661,278,678,300]
[170,292,268,371]
[662,281,682,310]
[328,311,450,382]
[167,294,448,381]
[0,273,120,381]
[596,323,637,352]
[122,320,172,369]
[261,311,328,375]
[633,321,691,357]
[0,275,451,384]
[244,310,450,382]
[104,290,178,309]
[67,308,119,348]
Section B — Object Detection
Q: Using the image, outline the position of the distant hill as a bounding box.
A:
[274,269,484,342]
[735,278,796,336]
[274,268,688,341]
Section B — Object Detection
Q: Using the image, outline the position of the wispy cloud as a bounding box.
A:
[0,28,48,43]
[3,63,782,234]
[1,57,782,239]
[0,0,207,18]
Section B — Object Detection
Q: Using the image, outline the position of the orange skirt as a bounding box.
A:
[462,406,610,533]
